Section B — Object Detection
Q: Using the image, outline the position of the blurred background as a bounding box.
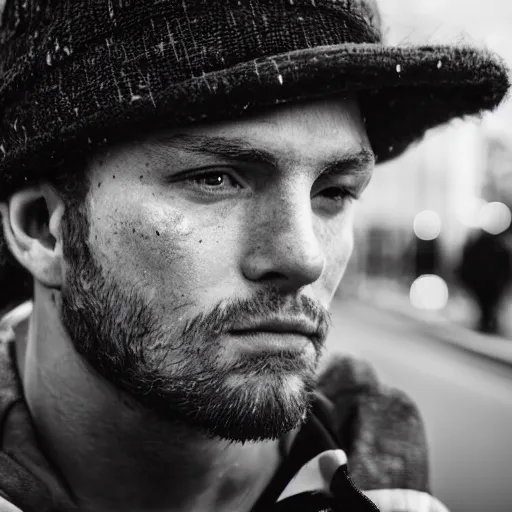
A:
[326,1,512,511]
[348,0,512,340]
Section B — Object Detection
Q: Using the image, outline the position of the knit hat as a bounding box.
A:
[0,0,509,200]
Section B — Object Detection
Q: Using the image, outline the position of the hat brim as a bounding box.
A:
[80,43,511,163]
[0,42,509,194]
[176,43,507,164]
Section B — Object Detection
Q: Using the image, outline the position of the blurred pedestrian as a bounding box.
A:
[0,0,508,511]
[457,230,512,334]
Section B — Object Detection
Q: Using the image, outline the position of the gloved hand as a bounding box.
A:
[363,489,450,512]
[0,496,23,512]
[271,449,449,512]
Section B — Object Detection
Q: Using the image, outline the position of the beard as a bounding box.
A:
[59,208,331,443]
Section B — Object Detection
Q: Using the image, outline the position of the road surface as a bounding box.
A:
[323,298,512,512]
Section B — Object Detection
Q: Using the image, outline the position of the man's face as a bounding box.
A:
[60,97,374,442]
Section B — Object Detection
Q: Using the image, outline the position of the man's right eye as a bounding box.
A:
[184,170,244,194]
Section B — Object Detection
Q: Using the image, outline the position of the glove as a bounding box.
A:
[270,450,379,511]
[363,490,450,512]
[270,449,449,512]
[0,496,23,512]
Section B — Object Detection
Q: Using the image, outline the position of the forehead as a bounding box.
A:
[89,97,373,177]
[137,97,372,166]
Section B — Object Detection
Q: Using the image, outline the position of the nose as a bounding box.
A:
[241,195,325,292]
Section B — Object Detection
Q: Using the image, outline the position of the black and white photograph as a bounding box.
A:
[0,1,511,511]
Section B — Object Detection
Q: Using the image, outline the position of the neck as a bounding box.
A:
[17,291,284,512]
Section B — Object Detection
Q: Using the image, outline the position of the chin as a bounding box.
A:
[186,370,315,443]
[198,383,314,443]
[130,361,316,443]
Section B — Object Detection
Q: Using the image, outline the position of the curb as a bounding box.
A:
[354,293,512,367]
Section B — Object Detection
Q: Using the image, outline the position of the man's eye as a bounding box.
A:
[319,187,357,203]
[312,186,359,214]
[188,171,242,191]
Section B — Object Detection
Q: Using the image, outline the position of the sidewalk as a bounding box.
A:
[347,278,512,367]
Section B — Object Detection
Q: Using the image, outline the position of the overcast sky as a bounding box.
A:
[380,0,512,50]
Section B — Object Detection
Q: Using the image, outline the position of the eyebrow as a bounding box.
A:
[319,147,375,178]
[149,133,374,177]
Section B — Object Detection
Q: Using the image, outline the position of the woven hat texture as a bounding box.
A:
[0,0,508,200]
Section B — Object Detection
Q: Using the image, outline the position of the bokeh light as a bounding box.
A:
[410,275,449,311]
[413,210,442,240]
[478,202,512,235]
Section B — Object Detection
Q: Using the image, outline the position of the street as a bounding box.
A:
[323,298,512,512]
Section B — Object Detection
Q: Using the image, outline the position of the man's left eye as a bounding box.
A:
[318,187,357,202]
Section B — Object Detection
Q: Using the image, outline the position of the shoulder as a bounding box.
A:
[0,302,32,344]
[0,305,27,415]
[317,354,424,430]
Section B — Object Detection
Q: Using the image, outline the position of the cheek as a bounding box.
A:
[90,198,195,292]
[89,195,238,306]
[125,204,192,269]
[317,208,355,296]
[326,230,354,282]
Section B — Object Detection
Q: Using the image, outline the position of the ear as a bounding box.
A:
[0,185,65,289]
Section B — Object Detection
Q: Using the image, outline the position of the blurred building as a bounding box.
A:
[342,0,512,335]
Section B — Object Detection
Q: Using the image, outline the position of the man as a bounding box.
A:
[457,228,512,334]
[0,0,508,511]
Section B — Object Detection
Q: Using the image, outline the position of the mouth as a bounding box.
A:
[228,331,311,354]
[229,319,319,353]
[231,318,317,337]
